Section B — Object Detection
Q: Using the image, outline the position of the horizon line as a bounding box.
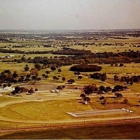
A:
[0,28,140,33]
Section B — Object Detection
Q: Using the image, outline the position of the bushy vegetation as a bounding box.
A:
[70,64,102,72]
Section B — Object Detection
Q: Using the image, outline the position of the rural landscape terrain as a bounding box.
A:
[0,29,140,138]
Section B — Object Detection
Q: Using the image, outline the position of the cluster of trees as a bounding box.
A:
[82,84,128,95]
[67,79,75,84]
[56,85,65,90]
[43,44,52,47]
[52,48,91,55]
[2,48,140,67]
[115,93,123,98]
[77,42,95,45]
[90,73,107,81]
[0,38,12,43]
[112,85,128,92]
[80,93,91,104]
[114,75,140,85]
[12,45,25,48]
[0,68,42,85]
[11,86,38,95]
[0,83,11,88]
[70,64,102,72]
[110,63,124,67]
[99,95,128,105]
[0,48,52,54]
[83,84,98,95]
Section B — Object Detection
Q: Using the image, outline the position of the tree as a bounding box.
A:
[45,75,49,79]
[31,75,37,80]
[84,89,91,95]
[119,63,124,67]
[115,93,123,98]
[123,98,128,104]
[114,75,119,82]
[78,75,83,80]
[70,64,102,72]
[3,84,7,88]
[14,86,21,93]
[18,77,23,83]
[46,71,50,74]
[53,76,57,81]
[50,66,56,71]
[56,86,64,90]
[4,70,11,74]
[74,72,80,76]
[8,83,11,87]
[100,73,107,81]
[30,68,38,76]
[42,74,46,79]
[106,86,112,92]
[67,79,75,84]
[80,93,86,99]
[28,88,34,94]
[58,68,61,72]
[12,71,18,78]
[35,88,38,92]
[99,86,106,93]
[62,77,66,82]
[24,64,29,71]
[102,98,107,105]
[99,96,104,100]
[83,97,90,104]
[34,63,41,71]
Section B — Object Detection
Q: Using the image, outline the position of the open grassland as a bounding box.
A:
[0,62,34,74]
[101,63,140,74]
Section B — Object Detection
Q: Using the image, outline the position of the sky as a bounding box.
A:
[0,0,140,30]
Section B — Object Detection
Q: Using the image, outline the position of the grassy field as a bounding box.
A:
[1,122,140,139]
[1,36,140,54]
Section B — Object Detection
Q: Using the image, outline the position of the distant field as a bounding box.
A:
[1,37,140,54]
